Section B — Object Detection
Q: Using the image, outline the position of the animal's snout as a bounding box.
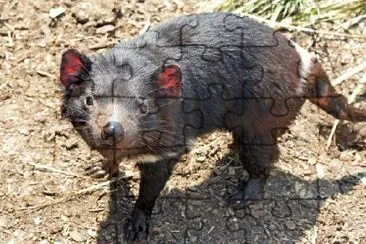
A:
[101,121,124,144]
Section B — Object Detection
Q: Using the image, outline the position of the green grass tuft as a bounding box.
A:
[219,0,366,25]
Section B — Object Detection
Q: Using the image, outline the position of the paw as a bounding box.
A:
[84,159,119,178]
[84,164,109,178]
[124,208,150,243]
[225,178,266,205]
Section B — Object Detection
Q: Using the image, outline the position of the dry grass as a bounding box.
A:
[217,0,366,25]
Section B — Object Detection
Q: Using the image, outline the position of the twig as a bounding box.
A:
[25,161,86,178]
[190,134,226,154]
[6,31,13,47]
[4,22,15,32]
[138,13,151,36]
[88,41,116,50]
[36,70,57,80]
[16,173,135,212]
[326,72,366,150]
[196,0,227,12]
[0,17,12,22]
[331,61,366,86]
[238,12,366,39]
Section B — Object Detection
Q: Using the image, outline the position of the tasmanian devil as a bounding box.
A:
[59,13,366,242]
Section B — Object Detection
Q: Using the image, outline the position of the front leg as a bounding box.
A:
[124,158,177,242]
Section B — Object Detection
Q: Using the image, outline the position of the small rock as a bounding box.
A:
[213,168,222,176]
[49,7,65,19]
[96,17,116,27]
[339,151,352,161]
[361,177,366,186]
[295,181,307,198]
[190,236,197,242]
[64,138,79,150]
[189,200,203,206]
[241,170,249,182]
[96,25,115,34]
[60,215,69,222]
[0,216,7,227]
[18,128,29,135]
[123,170,134,178]
[226,217,240,231]
[73,9,89,24]
[34,216,42,225]
[196,156,206,162]
[285,220,296,230]
[307,157,317,165]
[228,167,236,176]
[69,230,87,242]
[340,53,353,65]
[87,228,97,238]
[251,208,266,219]
[316,163,325,179]
[354,152,362,162]
[38,39,47,48]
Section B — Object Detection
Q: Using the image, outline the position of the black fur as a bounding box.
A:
[61,13,366,242]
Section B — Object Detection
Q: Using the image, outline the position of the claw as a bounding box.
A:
[84,160,119,178]
[124,208,150,243]
[225,178,266,205]
[84,164,109,178]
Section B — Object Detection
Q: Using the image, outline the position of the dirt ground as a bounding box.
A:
[1,0,366,243]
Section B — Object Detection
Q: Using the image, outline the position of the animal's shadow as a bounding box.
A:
[96,149,365,243]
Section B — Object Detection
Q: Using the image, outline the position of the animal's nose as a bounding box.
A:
[101,121,124,144]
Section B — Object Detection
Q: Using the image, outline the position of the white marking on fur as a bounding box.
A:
[292,42,313,94]
[131,154,163,163]
[129,152,179,164]
[110,103,119,122]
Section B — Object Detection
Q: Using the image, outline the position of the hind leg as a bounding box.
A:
[227,131,279,204]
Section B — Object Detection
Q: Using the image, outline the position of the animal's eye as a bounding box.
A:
[85,96,93,106]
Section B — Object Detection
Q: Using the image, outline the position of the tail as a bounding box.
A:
[307,62,366,122]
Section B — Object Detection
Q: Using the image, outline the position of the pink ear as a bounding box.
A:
[154,64,182,97]
[60,49,91,87]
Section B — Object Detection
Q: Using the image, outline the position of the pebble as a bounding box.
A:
[196,156,206,162]
[64,138,79,150]
[228,166,236,176]
[361,177,366,186]
[73,10,89,24]
[316,164,325,179]
[285,220,296,230]
[96,25,115,34]
[251,208,266,219]
[72,2,92,24]
[87,228,97,238]
[69,230,87,242]
[189,200,203,206]
[34,216,42,225]
[49,7,65,19]
[18,128,29,135]
[0,216,7,227]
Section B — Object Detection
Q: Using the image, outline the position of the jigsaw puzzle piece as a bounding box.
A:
[223,13,279,48]
[131,96,204,154]
[224,97,288,146]
[220,62,265,100]
[183,84,243,130]
[191,45,224,63]
[148,197,187,243]
[185,198,247,243]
